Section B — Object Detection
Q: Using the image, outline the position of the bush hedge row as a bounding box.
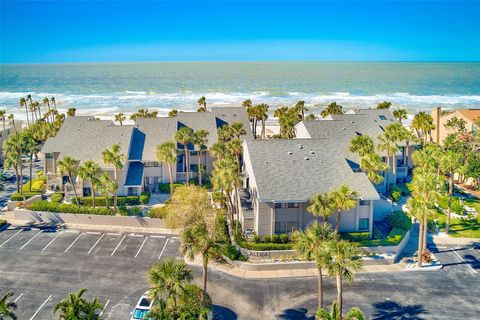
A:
[73,196,140,207]
[237,240,293,251]
[21,178,46,192]
[386,211,412,230]
[341,231,371,242]
[28,201,114,215]
[148,206,168,218]
[10,192,42,201]
[140,191,150,204]
[158,183,184,194]
[50,192,64,203]
[359,227,407,247]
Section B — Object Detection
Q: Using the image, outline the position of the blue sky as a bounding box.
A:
[1,1,479,63]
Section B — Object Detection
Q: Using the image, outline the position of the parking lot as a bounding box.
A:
[0,226,181,319]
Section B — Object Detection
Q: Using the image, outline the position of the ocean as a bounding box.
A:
[1,62,479,120]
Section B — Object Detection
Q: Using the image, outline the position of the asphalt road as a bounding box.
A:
[0,225,479,320]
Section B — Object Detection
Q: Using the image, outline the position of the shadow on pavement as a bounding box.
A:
[212,305,238,320]
[276,308,314,320]
[372,301,428,320]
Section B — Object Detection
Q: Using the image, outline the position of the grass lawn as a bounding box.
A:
[434,197,480,239]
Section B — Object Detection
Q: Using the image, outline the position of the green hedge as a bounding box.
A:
[10,192,42,201]
[386,211,412,230]
[148,206,168,218]
[224,244,247,261]
[358,227,407,247]
[158,183,184,194]
[341,232,371,242]
[28,201,114,215]
[238,241,293,251]
[50,192,64,203]
[73,196,140,207]
[140,191,150,204]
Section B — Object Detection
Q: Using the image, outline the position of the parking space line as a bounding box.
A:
[158,238,169,260]
[64,233,83,253]
[0,229,23,248]
[86,231,101,235]
[29,295,52,320]
[150,235,166,239]
[135,236,148,258]
[453,249,477,274]
[65,229,80,233]
[87,233,104,255]
[129,233,144,237]
[99,299,110,316]
[107,232,122,236]
[14,293,24,303]
[171,236,179,240]
[20,230,43,250]
[42,231,63,251]
[111,235,126,256]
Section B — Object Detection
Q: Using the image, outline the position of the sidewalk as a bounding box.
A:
[186,255,407,280]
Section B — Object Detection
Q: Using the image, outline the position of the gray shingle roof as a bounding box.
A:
[135,117,178,161]
[41,116,133,166]
[244,139,379,202]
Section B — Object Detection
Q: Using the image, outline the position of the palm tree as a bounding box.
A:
[257,103,269,139]
[114,113,126,125]
[308,193,335,223]
[226,138,243,173]
[376,101,392,109]
[411,112,435,144]
[383,122,408,187]
[192,129,209,186]
[0,291,17,320]
[19,97,29,126]
[78,161,102,208]
[42,97,51,121]
[197,96,207,112]
[147,257,193,308]
[58,156,80,206]
[324,240,362,316]
[393,109,407,124]
[181,221,223,304]
[217,125,234,142]
[439,150,463,234]
[102,144,125,212]
[294,100,308,121]
[209,142,227,160]
[53,288,103,320]
[175,127,194,184]
[98,172,115,209]
[360,153,389,185]
[377,134,398,188]
[320,102,343,118]
[7,114,16,134]
[23,134,39,191]
[51,96,57,112]
[3,134,26,192]
[0,110,6,146]
[349,136,374,158]
[316,300,365,320]
[156,141,177,194]
[331,185,359,231]
[242,99,255,135]
[230,122,246,139]
[211,157,241,218]
[168,109,178,117]
[292,222,337,309]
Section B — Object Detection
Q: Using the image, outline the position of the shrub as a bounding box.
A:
[386,211,412,230]
[148,206,168,218]
[10,192,41,201]
[341,232,371,242]
[21,179,45,192]
[140,191,150,204]
[27,201,113,215]
[158,183,184,194]
[73,196,140,207]
[252,234,261,243]
[224,244,247,261]
[279,233,289,244]
[263,235,271,243]
[271,234,280,243]
[36,170,45,178]
[128,206,143,216]
[50,192,64,203]
[238,241,293,251]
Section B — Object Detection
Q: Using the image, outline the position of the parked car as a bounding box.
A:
[130,291,153,320]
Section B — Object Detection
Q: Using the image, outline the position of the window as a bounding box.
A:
[359,200,370,206]
[379,115,387,120]
[144,162,160,167]
[359,218,369,230]
[286,221,299,232]
[46,153,53,159]
[83,187,91,196]
[275,221,299,234]
[275,221,284,233]
[275,203,282,209]
[288,202,299,208]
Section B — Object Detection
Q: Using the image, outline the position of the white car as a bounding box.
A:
[130,292,153,320]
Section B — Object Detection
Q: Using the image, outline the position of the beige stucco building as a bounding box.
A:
[431,107,480,145]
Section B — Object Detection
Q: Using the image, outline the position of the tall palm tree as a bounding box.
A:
[377,134,398,188]
[3,134,26,192]
[316,300,365,320]
[230,122,246,139]
[0,291,17,320]
[411,112,435,145]
[360,153,389,185]
[349,136,374,158]
[242,99,255,136]
[320,102,343,118]
[42,97,51,121]
[209,142,227,161]
[324,240,362,316]
[181,221,223,304]
[217,125,234,142]
[257,103,269,139]
[114,113,126,125]
[19,97,29,126]
[102,144,125,212]
[67,108,76,117]
[156,141,177,194]
[168,109,178,117]
[307,193,335,223]
[23,134,38,191]
[7,114,16,134]
[294,100,308,121]
[78,160,102,208]
[376,101,392,109]
[192,129,209,186]
[383,122,408,187]
[292,222,337,309]
[211,157,241,218]
[331,185,359,231]
[226,138,243,173]
[98,172,115,209]
[439,150,463,234]
[0,110,6,145]
[175,127,194,184]
[147,257,193,308]
[197,96,207,112]
[392,109,407,124]
[58,156,80,206]
[53,288,103,320]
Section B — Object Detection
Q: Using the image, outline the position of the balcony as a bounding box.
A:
[176,172,193,182]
